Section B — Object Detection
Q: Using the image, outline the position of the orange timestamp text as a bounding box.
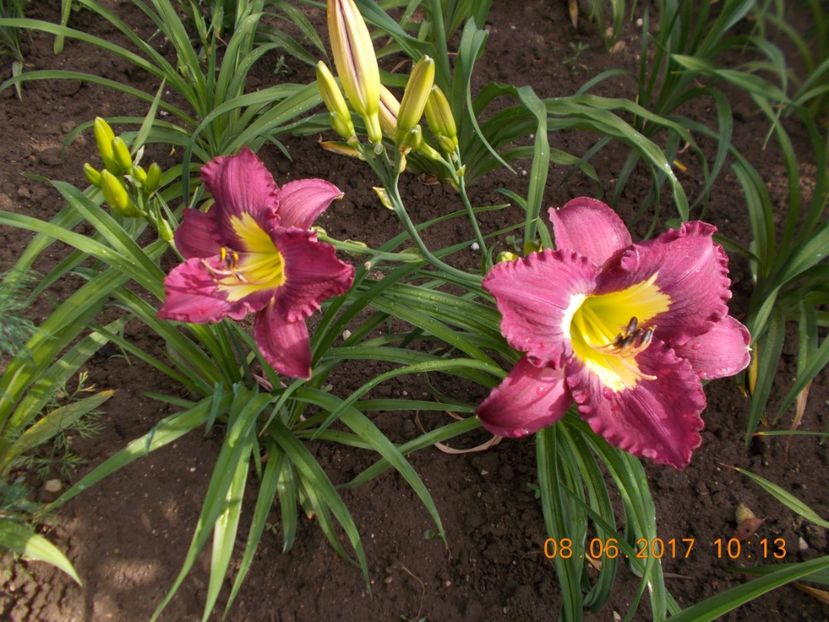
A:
[544,537,696,560]
[543,537,789,561]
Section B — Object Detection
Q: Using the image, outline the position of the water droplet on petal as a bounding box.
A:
[691,342,702,351]
[536,385,548,396]
[642,448,657,459]
[602,388,614,400]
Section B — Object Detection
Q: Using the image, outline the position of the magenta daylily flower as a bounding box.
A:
[478,198,751,468]
[158,148,354,380]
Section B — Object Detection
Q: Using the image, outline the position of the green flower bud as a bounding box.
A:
[132,164,147,184]
[157,217,174,242]
[112,136,133,171]
[93,117,115,161]
[394,56,435,145]
[415,142,443,162]
[100,170,140,217]
[93,117,121,174]
[145,163,162,194]
[316,61,357,141]
[424,85,458,154]
[83,163,102,187]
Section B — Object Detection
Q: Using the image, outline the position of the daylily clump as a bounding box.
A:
[478,198,751,468]
[158,148,354,380]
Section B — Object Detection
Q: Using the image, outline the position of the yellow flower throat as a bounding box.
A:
[565,274,670,392]
[204,213,286,301]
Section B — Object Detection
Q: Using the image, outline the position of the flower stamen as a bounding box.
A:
[202,247,249,282]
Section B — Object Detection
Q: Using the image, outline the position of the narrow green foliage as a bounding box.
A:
[0,270,37,360]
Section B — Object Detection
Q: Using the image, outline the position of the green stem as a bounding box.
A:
[386,179,481,287]
[457,174,490,272]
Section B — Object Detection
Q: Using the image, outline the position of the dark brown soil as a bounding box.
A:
[1,2,827,621]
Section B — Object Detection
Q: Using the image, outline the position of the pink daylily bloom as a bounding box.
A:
[158,148,354,380]
[478,197,751,468]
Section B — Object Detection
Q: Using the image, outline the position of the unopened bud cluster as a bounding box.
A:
[317,0,459,165]
[84,117,171,240]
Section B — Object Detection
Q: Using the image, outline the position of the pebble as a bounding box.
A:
[798,536,809,551]
[37,148,63,167]
[43,479,62,493]
[57,80,82,96]
[17,186,31,199]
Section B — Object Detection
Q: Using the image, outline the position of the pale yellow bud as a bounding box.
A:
[316,61,356,141]
[327,0,381,143]
[395,56,435,144]
[424,85,458,154]
[319,140,364,159]
[378,85,400,138]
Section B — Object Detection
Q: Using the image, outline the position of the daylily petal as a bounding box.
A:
[477,357,570,437]
[483,249,597,366]
[158,257,268,323]
[174,207,222,259]
[596,221,732,344]
[272,228,355,322]
[674,315,751,380]
[567,340,706,468]
[200,147,280,245]
[254,303,312,379]
[549,198,632,267]
[277,179,344,229]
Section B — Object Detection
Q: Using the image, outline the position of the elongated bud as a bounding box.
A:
[100,170,139,217]
[132,164,147,184]
[145,162,162,194]
[395,56,435,144]
[316,61,357,141]
[327,0,381,143]
[93,117,115,161]
[112,136,133,171]
[93,117,121,174]
[83,163,102,187]
[416,142,443,162]
[157,218,174,242]
[425,85,458,153]
[378,85,400,138]
[319,140,363,159]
